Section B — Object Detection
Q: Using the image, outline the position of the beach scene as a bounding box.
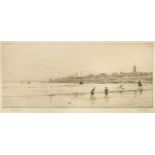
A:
[2,43,153,108]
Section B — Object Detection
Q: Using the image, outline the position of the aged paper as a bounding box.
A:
[0,42,154,112]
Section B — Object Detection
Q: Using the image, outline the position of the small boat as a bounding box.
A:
[79,78,84,85]
[77,72,84,84]
[79,81,84,85]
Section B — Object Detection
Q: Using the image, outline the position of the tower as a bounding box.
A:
[133,64,137,73]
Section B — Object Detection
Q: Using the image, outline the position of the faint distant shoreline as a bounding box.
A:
[48,72,153,84]
[4,72,153,84]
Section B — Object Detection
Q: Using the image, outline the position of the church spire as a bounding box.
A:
[133,64,137,73]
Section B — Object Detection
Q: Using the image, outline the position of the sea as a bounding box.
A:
[3,82,153,108]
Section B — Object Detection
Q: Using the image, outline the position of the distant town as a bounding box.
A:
[6,65,152,84]
[48,65,153,84]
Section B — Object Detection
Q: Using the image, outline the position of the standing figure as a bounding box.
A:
[104,87,109,95]
[90,87,96,100]
[119,84,124,92]
[138,80,142,87]
[138,80,143,92]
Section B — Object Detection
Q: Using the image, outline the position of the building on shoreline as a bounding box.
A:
[49,65,152,84]
[133,64,137,73]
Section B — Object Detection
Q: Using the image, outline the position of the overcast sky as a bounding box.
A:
[3,43,153,81]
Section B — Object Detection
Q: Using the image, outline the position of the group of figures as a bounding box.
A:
[90,80,143,100]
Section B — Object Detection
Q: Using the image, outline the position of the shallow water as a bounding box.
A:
[3,82,153,108]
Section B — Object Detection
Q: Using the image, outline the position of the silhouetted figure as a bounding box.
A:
[120,84,123,88]
[104,87,109,95]
[138,80,142,87]
[137,80,143,93]
[90,87,96,99]
[119,84,124,93]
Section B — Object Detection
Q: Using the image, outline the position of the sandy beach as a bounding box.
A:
[3,82,153,108]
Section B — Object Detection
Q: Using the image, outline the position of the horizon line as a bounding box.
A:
[3,71,153,82]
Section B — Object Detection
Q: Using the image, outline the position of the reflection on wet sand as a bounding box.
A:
[3,82,152,108]
[104,95,109,103]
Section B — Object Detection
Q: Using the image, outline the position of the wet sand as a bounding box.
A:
[3,89,153,108]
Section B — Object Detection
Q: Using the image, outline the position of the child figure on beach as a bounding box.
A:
[138,80,142,88]
[104,87,109,96]
[138,80,143,91]
[119,84,124,93]
[90,87,96,100]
